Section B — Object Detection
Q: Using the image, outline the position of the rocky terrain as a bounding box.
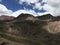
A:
[0,13,60,45]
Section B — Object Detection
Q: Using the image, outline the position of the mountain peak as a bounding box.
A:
[17,13,34,18]
[37,14,53,20]
[15,13,39,21]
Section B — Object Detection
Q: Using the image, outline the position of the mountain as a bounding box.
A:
[15,13,39,22]
[36,14,54,21]
[0,13,60,45]
[51,16,60,21]
[0,15,15,21]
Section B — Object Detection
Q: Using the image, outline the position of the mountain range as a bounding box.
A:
[0,13,60,45]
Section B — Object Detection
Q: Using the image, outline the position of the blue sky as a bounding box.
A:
[0,0,26,11]
[0,0,46,12]
[0,0,60,17]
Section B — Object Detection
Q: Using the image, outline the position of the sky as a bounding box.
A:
[0,0,60,17]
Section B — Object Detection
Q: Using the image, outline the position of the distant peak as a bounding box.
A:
[43,14,53,16]
[17,13,34,18]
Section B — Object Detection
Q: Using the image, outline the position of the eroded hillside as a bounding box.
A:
[0,14,60,45]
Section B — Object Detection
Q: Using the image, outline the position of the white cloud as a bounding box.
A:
[44,0,60,7]
[17,0,60,17]
[0,4,13,16]
[38,12,50,16]
[19,0,39,4]
[42,0,60,16]
[19,0,42,10]
[33,3,42,10]
[11,9,38,17]
[10,0,60,17]
[11,8,51,17]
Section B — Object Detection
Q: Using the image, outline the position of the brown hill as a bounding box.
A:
[0,15,15,21]
[0,13,60,45]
